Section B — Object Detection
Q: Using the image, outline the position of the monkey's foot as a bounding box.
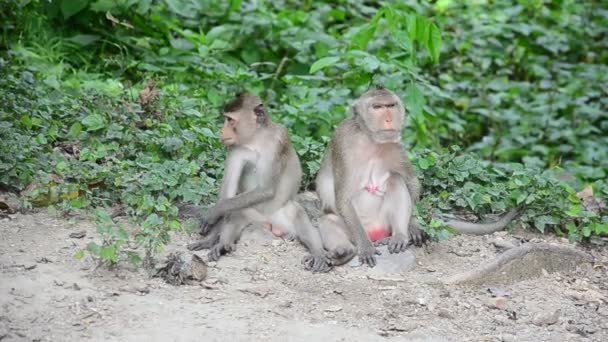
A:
[387,234,408,254]
[408,222,428,247]
[208,243,236,262]
[198,218,214,236]
[187,237,217,251]
[302,253,332,273]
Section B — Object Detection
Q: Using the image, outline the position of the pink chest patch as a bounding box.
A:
[365,183,379,194]
[367,226,391,242]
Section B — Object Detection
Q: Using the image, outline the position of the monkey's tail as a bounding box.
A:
[438,207,524,235]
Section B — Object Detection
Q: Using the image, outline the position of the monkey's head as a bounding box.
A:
[352,88,405,143]
[220,92,269,146]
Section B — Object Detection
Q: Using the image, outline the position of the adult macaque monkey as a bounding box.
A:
[188,92,331,273]
[316,88,520,267]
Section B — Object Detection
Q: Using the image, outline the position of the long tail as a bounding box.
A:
[438,207,523,235]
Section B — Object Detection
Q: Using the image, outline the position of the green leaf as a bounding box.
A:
[66,34,100,46]
[426,23,442,63]
[415,16,429,43]
[351,24,377,50]
[516,191,528,205]
[309,56,340,74]
[419,157,432,170]
[127,251,142,265]
[20,114,32,129]
[68,122,82,138]
[82,114,106,131]
[100,245,117,261]
[74,249,85,260]
[229,0,242,11]
[405,83,425,120]
[86,242,101,256]
[61,0,90,19]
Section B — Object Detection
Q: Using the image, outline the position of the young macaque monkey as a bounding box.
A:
[188,92,331,273]
[316,88,520,268]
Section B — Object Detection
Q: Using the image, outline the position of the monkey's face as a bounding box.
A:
[361,95,405,143]
[220,110,258,146]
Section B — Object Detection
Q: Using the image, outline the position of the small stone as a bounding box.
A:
[69,231,87,239]
[486,296,508,310]
[324,305,342,312]
[437,309,454,319]
[491,238,517,250]
[532,309,560,326]
[499,333,516,342]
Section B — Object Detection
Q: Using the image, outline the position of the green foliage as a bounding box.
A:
[1,0,607,266]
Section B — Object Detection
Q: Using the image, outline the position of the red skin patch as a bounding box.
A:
[367,226,391,241]
[264,223,284,237]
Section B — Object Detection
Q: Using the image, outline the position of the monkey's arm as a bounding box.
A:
[218,148,255,199]
[205,149,284,224]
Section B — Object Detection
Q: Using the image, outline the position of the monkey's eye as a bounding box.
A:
[372,104,382,110]
[387,103,396,108]
[226,117,235,125]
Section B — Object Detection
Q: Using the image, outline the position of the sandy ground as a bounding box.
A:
[1,203,607,342]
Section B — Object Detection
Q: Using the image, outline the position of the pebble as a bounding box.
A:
[486,296,508,310]
[532,309,560,326]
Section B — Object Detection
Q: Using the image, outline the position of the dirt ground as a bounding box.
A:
[1,198,607,342]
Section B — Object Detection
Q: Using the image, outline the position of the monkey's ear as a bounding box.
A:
[254,104,268,125]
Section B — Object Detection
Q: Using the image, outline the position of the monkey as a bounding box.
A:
[187,92,331,273]
[315,88,521,267]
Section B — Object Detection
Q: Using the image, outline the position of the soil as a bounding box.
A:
[1,198,607,342]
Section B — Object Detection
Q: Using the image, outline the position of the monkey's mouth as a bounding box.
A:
[221,138,235,145]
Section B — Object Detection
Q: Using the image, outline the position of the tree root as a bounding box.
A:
[443,243,594,286]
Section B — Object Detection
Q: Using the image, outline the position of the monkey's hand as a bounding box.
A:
[208,242,236,262]
[357,241,380,267]
[387,233,409,254]
[302,252,332,273]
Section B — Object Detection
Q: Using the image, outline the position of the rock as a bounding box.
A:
[532,309,560,326]
[349,246,416,274]
[490,238,517,250]
[24,263,37,270]
[498,333,516,342]
[487,287,511,297]
[369,246,416,274]
[155,252,207,285]
[69,231,86,239]
[485,296,508,310]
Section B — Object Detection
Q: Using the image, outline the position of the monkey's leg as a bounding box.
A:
[380,175,412,254]
[188,226,220,251]
[318,213,356,266]
[292,202,331,273]
[208,214,247,262]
